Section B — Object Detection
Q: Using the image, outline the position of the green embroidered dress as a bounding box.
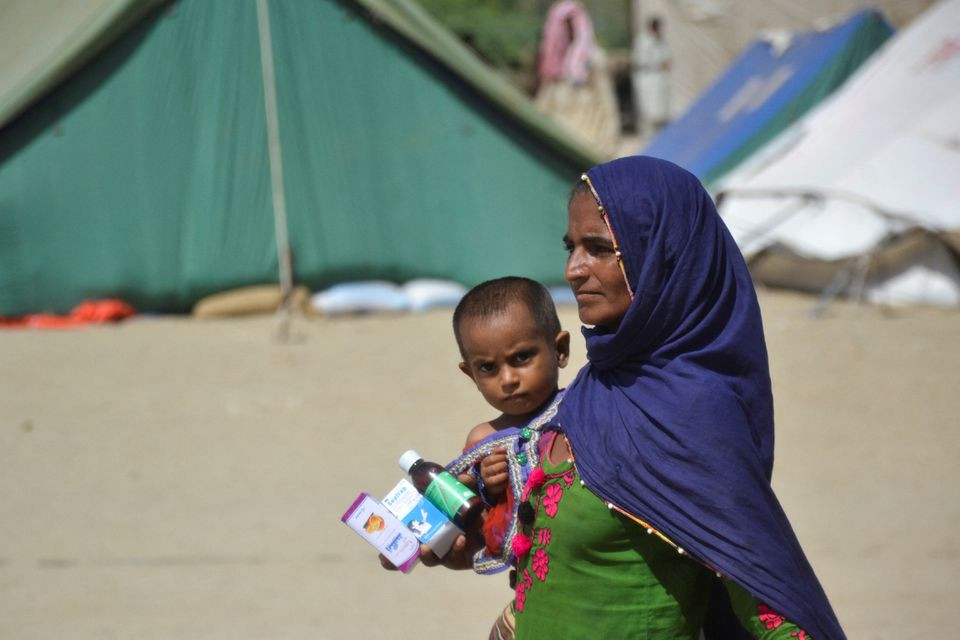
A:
[513,436,811,639]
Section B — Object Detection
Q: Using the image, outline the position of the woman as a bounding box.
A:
[410,156,844,638]
[517,157,844,640]
[507,156,844,638]
[533,0,620,156]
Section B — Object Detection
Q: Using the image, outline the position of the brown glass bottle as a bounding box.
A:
[399,450,482,532]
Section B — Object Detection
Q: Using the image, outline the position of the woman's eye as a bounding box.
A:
[563,242,574,254]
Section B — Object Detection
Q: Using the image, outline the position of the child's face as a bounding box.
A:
[458,302,569,419]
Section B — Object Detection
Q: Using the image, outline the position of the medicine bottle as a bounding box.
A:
[399,450,482,532]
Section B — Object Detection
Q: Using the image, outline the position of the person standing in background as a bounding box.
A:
[534,0,620,157]
[633,16,672,135]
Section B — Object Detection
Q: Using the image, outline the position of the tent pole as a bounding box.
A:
[256,0,295,338]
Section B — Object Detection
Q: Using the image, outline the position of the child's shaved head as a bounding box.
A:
[453,277,561,360]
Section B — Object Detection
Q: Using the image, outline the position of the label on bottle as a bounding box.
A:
[382,479,460,557]
[424,471,475,521]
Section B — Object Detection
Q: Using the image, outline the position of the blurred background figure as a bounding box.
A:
[533,0,620,156]
[632,16,672,135]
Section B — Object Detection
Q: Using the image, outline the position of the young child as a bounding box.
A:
[451,276,569,639]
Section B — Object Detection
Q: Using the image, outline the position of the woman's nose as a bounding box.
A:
[565,249,587,283]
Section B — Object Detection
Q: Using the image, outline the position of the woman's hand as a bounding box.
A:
[457,471,477,490]
[378,552,400,571]
[418,533,478,570]
[479,448,509,498]
[378,531,481,572]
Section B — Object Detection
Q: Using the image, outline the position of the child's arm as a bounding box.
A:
[462,422,509,499]
[457,422,493,488]
[478,449,508,499]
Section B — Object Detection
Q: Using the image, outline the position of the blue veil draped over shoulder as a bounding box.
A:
[554,156,845,639]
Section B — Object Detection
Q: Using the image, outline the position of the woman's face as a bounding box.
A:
[564,192,632,329]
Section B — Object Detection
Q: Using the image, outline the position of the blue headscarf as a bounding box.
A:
[554,156,844,639]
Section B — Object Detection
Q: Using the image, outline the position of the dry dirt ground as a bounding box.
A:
[2,289,958,639]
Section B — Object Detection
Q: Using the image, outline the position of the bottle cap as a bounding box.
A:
[398,450,423,473]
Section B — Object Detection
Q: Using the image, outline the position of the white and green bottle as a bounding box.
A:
[399,450,482,532]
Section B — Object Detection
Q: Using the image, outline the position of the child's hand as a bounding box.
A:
[480,448,509,498]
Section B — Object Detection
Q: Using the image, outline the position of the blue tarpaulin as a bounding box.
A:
[640,9,892,188]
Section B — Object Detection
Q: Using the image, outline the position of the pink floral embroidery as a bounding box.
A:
[790,632,809,639]
[514,569,533,612]
[532,548,550,581]
[513,533,532,558]
[536,528,552,546]
[543,483,563,517]
[562,469,575,487]
[757,604,785,630]
[515,580,527,612]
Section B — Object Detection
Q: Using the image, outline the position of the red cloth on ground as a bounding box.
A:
[0,299,136,329]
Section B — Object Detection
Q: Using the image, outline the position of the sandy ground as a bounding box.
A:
[1,289,958,639]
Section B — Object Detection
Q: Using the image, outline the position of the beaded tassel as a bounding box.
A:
[580,173,633,299]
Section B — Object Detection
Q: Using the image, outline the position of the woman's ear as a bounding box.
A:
[555,330,571,367]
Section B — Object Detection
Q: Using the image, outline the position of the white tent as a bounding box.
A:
[715,0,960,307]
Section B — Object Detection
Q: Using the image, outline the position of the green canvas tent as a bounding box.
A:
[0,0,600,315]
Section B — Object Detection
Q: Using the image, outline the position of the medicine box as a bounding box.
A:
[341,493,419,573]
